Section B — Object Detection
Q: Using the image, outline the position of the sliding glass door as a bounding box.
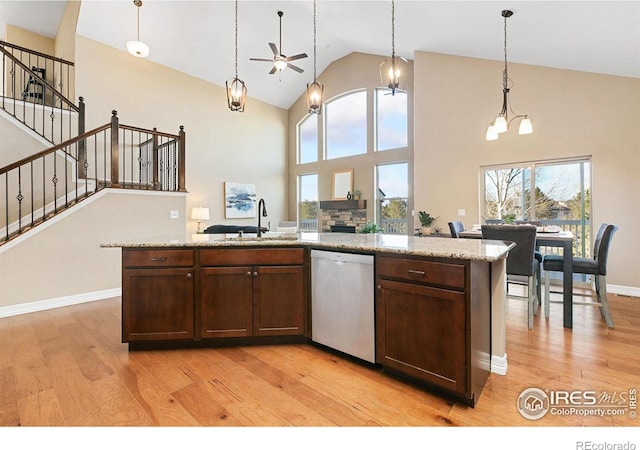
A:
[482,158,591,258]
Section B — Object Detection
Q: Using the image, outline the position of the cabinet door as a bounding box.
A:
[377,279,467,395]
[253,265,305,336]
[122,268,194,342]
[200,267,253,338]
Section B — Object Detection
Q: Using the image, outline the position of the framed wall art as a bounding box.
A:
[224,182,256,218]
[331,169,353,200]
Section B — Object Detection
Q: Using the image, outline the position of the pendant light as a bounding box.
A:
[486,10,532,141]
[306,0,324,114]
[226,0,247,112]
[126,0,150,58]
[379,0,407,95]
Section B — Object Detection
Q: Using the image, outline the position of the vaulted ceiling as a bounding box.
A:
[2,1,639,109]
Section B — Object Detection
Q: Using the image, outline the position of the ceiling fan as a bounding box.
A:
[250,11,308,74]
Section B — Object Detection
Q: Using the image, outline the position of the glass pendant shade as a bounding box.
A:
[274,60,288,71]
[380,56,407,94]
[486,124,499,141]
[494,115,508,133]
[126,40,149,58]
[519,117,533,135]
[226,77,247,112]
[306,80,323,114]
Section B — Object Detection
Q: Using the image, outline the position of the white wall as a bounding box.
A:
[0,190,186,309]
[75,35,289,234]
[413,51,640,290]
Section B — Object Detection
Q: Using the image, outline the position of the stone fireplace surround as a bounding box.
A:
[319,200,367,232]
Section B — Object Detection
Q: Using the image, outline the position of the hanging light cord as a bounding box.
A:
[234,0,239,79]
[391,0,396,58]
[313,0,317,80]
[136,4,141,41]
[502,13,508,91]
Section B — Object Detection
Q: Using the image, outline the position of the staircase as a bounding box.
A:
[1,41,186,246]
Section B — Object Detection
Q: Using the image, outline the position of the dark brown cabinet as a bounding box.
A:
[375,254,491,406]
[122,249,195,342]
[121,247,306,345]
[199,248,305,338]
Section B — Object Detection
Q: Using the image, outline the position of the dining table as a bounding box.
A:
[459,228,575,328]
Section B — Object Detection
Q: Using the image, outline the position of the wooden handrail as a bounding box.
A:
[0,40,75,66]
[0,46,79,112]
[0,123,110,175]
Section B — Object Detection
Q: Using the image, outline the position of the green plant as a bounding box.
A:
[503,213,516,224]
[359,222,383,233]
[418,211,438,227]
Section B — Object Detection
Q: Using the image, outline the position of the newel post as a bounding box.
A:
[110,110,120,187]
[178,125,186,192]
[77,96,86,178]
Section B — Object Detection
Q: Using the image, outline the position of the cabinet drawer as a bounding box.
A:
[377,255,466,289]
[200,248,304,266]
[123,249,194,268]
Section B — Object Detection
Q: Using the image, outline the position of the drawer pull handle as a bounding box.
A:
[247,272,253,276]
[408,269,426,276]
[186,273,192,279]
[149,257,167,262]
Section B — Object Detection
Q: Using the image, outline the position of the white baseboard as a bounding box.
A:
[0,288,121,319]
[491,353,508,375]
[608,284,640,298]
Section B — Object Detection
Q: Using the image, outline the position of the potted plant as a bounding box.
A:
[359,221,383,233]
[351,189,362,200]
[418,211,439,235]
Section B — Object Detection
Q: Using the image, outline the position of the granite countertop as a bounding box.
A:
[101,232,514,262]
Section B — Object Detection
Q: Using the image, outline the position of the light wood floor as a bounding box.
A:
[0,292,638,429]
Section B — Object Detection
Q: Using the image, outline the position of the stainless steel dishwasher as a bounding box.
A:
[311,249,375,363]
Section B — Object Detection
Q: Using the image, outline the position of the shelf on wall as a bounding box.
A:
[319,200,367,210]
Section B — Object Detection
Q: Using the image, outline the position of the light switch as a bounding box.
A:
[170,210,179,219]
[458,209,466,217]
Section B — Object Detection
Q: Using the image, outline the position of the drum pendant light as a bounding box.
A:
[126,0,150,58]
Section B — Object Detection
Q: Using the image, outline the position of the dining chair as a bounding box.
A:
[448,221,465,238]
[514,221,543,294]
[482,224,540,329]
[543,223,618,328]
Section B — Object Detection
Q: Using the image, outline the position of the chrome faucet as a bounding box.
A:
[257,198,268,237]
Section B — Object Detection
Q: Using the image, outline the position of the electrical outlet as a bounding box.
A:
[458,209,466,217]
[170,210,179,219]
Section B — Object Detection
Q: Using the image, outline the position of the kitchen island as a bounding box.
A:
[102,232,513,406]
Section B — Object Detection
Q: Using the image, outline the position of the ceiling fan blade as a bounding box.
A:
[269,43,279,56]
[287,64,304,73]
[269,66,278,75]
[286,53,308,62]
[250,58,274,62]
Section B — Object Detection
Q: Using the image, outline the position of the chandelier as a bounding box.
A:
[226,0,247,112]
[379,0,407,95]
[486,10,532,141]
[306,0,324,114]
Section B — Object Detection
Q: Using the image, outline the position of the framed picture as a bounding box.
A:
[225,182,256,218]
[331,169,353,200]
